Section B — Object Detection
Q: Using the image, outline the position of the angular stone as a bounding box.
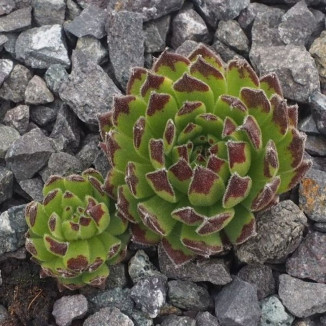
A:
[298,115,319,135]
[107,0,184,22]
[215,20,249,53]
[212,40,243,62]
[192,0,250,28]
[76,36,108,65]
[214,277,261,326]
[15,24,70,69]
[5,128,55,181]
[76,134,101,170]
[167,280,212,311]
[279,274,326,318]
[314,222,326,233]
[161,315,196,326]
[25,75,54,105]
[250,45,320,103]
[3,104,29,134]
[18,177,43,202]
[0,59,13,87]
[0,64,32,102]
[158,243,232,285]
[299,168,326,222]
[52,294,88,326]
[65,5,107,39]
[32,0,66,26]
[106,11,144,89]
[171,8,210,49]
[83,307,134,326]
[278,0,316,46]
[0,166,13,204]
[44,64,68,94]
[93,150,110,178]
[0,124,19,159]
[131,276,166,318]
[286,231,326,283]
[0,34,7,50]
[175,40,199,57]
[59,50,121,126]
[305,135,326,156]
[310,31,326,89]
[0,205,27,254]
[196,312,220,326]
[307,8,325,48]
[30,105,58,127]
[310,92,326,136]
[0,305,9,323]
[0,0,15,16]
[66,0,81,20]
[0,7,31,32]
[106,264,128,289]
[260,295,294,326]
[2,31,17,55]
[236,200,307,264]
[40,152,83,182]
[129,310,153,326]
[237,264,276,299]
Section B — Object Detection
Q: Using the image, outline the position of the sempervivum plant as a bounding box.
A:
[25,169,129,290]
[99,44,311,266]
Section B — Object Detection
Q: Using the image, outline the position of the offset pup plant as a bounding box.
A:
[25,169,129,290]
[99,44,311,266]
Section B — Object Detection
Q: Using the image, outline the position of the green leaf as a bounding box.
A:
[43,175,65,196]
[226,141,251,176]
[127,67,148,95]
[194,113,224,139]
[168,159,193,194]
[149,138,165,169]
[175,101,206,131]
[62,239,90,272]
[43,234,68,257]
[116,185,141,223]
[102,168,125,199]
[131,222,161,245]
[81,263,109,288]
[259,72,283,99]
[25,201,50,236]
[133,116,154,158]
[177,122,203,144]
[25,236,56,262]
[163,119,177,155]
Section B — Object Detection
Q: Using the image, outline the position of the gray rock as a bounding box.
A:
[2,31,17,55]
[129,250,166,284]
[76,134,101,170]
[299,168,326,222]
[161,315,196,326]
[40,152,83,182]
[310,31,326,89]
[0,124,20,159]
[260,295,295,326]
[15,24,70,69]
[305,135,326,156]
[314,222,326,232]
[30,105,58,127]
[3,104,29,135]
[279,274,326,318]
[13,0,32,9]
[212,40,243,62]
[106,10,144,89]
[0,34,8,50]
[286,231,326,283]
[76,36,108,64]
[0,204,27,254]
[0,7,31,32]
[292,318,323,326]
[0,0,15,16]
[66,0,81,20]
[308,8,325,48]
[310,92,326,136]
[175,40,199,57]
[144,15,170,53]
[192,0,249,28]
[0,63,32,102]
[107,0,184,22]
[236,200,307,264]
[93,150,110,178]
[0,166,13,204]
[83,307,134,326]
[52,294,88,326]
[237,264,276,300]
[131,276,167,318]
[298,115,319,135]
[250,45,320,103]
[215,20,249,53]
[129,309,153,326]
[25,75,54,105]
[59,50,121,126]
[214,277,261,326]
[65,5,107,39]
[167,280,212,311]
[44,64,68,94]
[171,8,210,49]
[106,264,128,289]
[32,0,65,26]
[196,312,220,326]
[0,59,13,87]
[0,304,9,323]
[18,177,43,202]
[5,128,55,181]
[158,243,231,285]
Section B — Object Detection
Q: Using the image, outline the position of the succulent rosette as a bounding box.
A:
[99,44,311,266]
[25,169,129,290]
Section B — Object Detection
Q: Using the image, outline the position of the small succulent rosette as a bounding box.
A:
[25,169,129,290]
[99,44,311,266]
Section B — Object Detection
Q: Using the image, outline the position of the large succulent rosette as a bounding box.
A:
[25,169,129,290]
[99,45,311,266]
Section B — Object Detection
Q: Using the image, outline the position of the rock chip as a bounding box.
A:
[25,75,54,105]
[106,264,128,289]
[32,0,66,26]
[18,177,43,202]
[167,280,212,311]
[0,166,13,204]
[171,7,210,49]
[0,0,15,16]
[314,222,326,233]
[83,307,134,326]
[66,0,81,20]
[44,64,68,94]
[305,135,326,156]
[2,32,18,55]
[76,134,101,170]
[15,24,70,69]
[52,294,88,326]
[0,59,13,86]
[76,36,108,65]
[0,7,31,32]
[196,312,220,326]
[286,231,326,283]
[0,304,9,323]
[0,34,8,51]
[106,10,144,89]
[160,315,196,326]
[236,200,307,264]
[212,40,243,62]
[3,104,29,134]
[214,277,261,326]
[0,64,32,102]
[279,274,326,318]
[5,128,55,181]
[260,295,294,326]
[310,92,326,136]
[65,5,107,39]
[30,105,58,127]
[310,31,326,88]
[0,124,20,159]
[298,115,319,135]
[59,50,121,126]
